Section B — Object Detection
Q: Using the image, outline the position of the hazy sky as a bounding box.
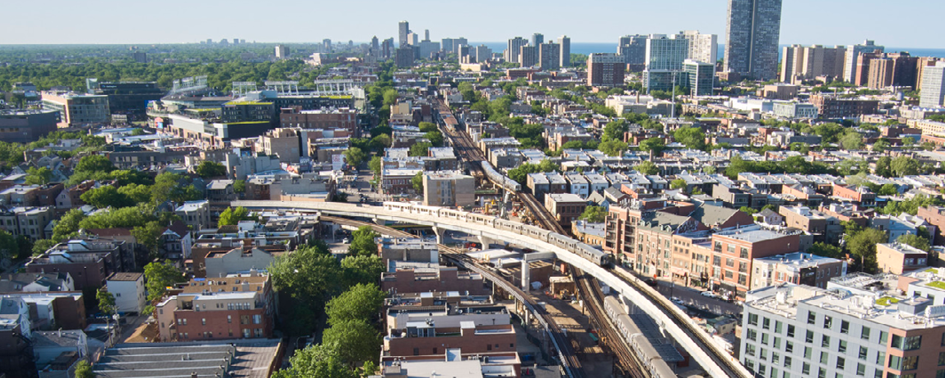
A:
[1,0,940,48]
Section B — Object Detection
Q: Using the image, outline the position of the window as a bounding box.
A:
[805,347,812,359]
[775,321,783,333]
[763,317,771,330]
[880,331,888,345]
[938,370,945,378]
[939,352,945,366]
[837,357,845,369]
[807,330,815,343]
[857,363,866,376]
[901,355,919,370]
[785,356,792,368]
[788,325,796,337]
[762,334,769,345]
[227,315,232,323]
[201,318,206,325]
[253,315,262,324]
[841,320,850,334]
[824,316,833,329]
[839,340,847,353]
[741,247,749,258]
[761,348,768,360]
[749,313,759,326]
[802,363,810,375]
[889,355,903,370]
[822,335,831,348]
[748,329,758,341]
[862,327,871,341]
[891,335,922,351]
[808,311,817,325]
[818,368,826,378]
[772,352,780,364]
[786,341,794,353]
[859,346,868,360]
[774,337,781,349]
[876,351,886,365]
[820,352,829,364]
[727,258,735,267]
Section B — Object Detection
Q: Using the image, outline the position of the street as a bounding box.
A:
[653,280,743,317]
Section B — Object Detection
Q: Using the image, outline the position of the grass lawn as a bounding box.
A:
[876,297,900,306]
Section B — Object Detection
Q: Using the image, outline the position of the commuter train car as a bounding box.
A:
[481,161,521,192]
[605,295,676,378]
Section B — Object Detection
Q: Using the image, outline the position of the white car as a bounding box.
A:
[342,238,350,244]
[700,291,718,298]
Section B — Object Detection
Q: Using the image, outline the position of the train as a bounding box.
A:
[604,297,678,378]
[481,161,521,192]
[382,202,613,267]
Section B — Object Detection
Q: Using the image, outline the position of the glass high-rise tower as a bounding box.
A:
[724,0,782,81]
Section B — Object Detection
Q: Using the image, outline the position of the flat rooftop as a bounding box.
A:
[93,339,281,378]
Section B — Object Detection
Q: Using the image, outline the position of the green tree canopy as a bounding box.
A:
[598,139,629,157]
[340,255,384,288]
[269,243,342,335]
[219,207,255,226]
[75,154,116,175]
[891,156,921,177]
[25,166,54,185]
[639,138,666,156]
[633,161,659,175]
[896,234,931,252]
[81,185,133,209]
[343,147,366,168]
[578,206,607,223]
[144,260,185,314]
[74,360,95,378]
[670,179,687,190]
[602,119,628,142]
[411,172,424,193]
[272,344,359,378]
[321,319,380,367]
[874,156,893,177]
[117,183,152,204]
[195,161,227,178]
[408,142,433,157]
[418,122,437,132]
[325,283,386,326]
[808,242,844,259]
[348,226,379,257]
[97,288,116,315]
[673,126,706,151]
[846,228,887,272]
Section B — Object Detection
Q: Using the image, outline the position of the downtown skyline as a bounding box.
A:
[1,0,943,48]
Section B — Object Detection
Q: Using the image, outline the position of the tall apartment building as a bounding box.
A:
[531,33,544,47]
[559,35,571,67]
[741,283,945,378]
[844,40,884,82]
[724,0,783,80]
[274,45,289,59]
[780,45,846,84]
[519,45,538,67]
[40,91,109,128]
[473,45,492,63]
[539,43,560,70]
[684,59,716,96]
[452,37,468,55]
[395,47,415,68]
[618,35,648,72]
[810,94,879,119]
[679,30,718,64]
[505,37,527,63]
[381,38,393,59]
[398,21,410,47]
[865,53,919,90]
[587,53,626,87]
[644,35,689,93]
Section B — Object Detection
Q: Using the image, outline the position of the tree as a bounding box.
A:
[674,126,706,150]
[348,226,379,257]
[638,138,665,156]
[232,179,245,194]
[598,139,629,157]
[75,155,115,175]
[0,230,16,260]
[578,206,607,223]
[117,184,151,204]
[418,122,438,133]
[872,139,891,153]
[874,156,893,177]
[195,161,227,178]
[272,344,359,378]
[325,283,386,326]
[788,142,810,154]
[269,244,343,335]
[891,156,921,177]
[880,195,942,216]
[97,288,116,315]
[808,242,844,259]
[408,142,433,157]
[343,147,366,168]
[837,159,869,176]
[143,260,184,314]
[322,319,380,366]
[602,119,628,142]
[846,228,887,272]
[896,234,931,252]
[151,172,200,205]
[903,137,916,148]
[52,208,87,241]
[670,179,687,190]
[424,131,444,146]
[840,132,863,151]
[74,360,95,378]
[878,183,898,196]
[81,186,133,209]
[32,239,57,256]
[132,221,165,259]
[25,166,53,185]
[634,161,659,175]
[411,172,424,193]
[703,165,717,174]
[219,207,255,226]
[341,255,384,288]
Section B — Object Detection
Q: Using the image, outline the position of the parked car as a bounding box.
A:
[644,278,658,287]
[700,291,718,298]
[342,238,350,244]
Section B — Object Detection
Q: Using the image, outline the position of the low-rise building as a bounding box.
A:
[0,206,54,241]
[422,171,475,208]
[0,110,59,144]
[26,240,125,289]
[155,274,275,342]
[383,321,516,357]
[751,252,847,290]
[381,266,487,296]
[40,91,109,127]
[175,200,211,231]
[545,193,587,227]
[876,243,928,275]
[572,220,606,247]
[105,272,145,314]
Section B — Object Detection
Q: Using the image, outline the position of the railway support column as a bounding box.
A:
[521,259,531,291]
[432,226,445,244]
[478,234,491,248]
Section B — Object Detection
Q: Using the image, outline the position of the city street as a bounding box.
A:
[653,280,743,317]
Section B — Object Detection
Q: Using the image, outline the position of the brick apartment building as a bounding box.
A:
[381,266,488,295]
[384,322,516,357]
[155,274,275,342]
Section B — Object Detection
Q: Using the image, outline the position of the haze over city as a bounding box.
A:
[2,0,943,47]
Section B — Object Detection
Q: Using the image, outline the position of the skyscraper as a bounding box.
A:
[559,36,571,68]
[424,29,430,42]
[506,37,528,64]
[724,0,783,80]
[539,43,560,70]
[645,35,689,71]
[780,45,846,84]
[398,21,410,47]
[679,30,718,64]
[531,33,544,47]
[844,40,884,82]
[920,62,945,108]
[684,59,715,96]
[519,46,538,67]
[371,36,379,52]
[618,35,648,72]
[474,45,492,63]
[442,38,455,54]
[274,45,290,59]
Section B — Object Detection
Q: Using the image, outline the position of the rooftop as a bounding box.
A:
[107,272,143,282]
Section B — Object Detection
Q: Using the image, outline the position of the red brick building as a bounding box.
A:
[381,266,487,295]
[156,274,275,342]
[384,322,516,357]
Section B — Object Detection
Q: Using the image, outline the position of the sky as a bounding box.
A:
[1,0,941,49]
